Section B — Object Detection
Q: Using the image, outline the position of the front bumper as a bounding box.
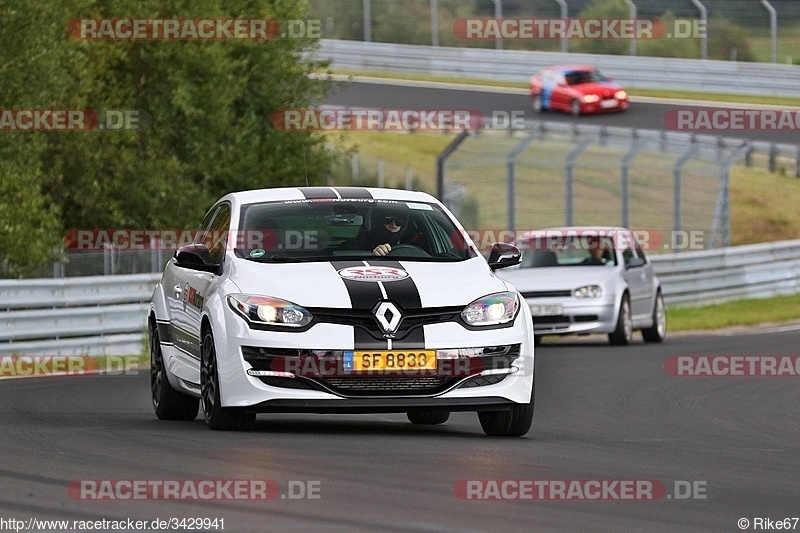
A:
[527,298,617,336]
[214,305,535,409]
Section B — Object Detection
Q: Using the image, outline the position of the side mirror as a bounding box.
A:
[626,256,646,269]
[487,243,521,270]
[174,244,220,274]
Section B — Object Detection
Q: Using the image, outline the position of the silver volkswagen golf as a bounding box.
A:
[498,227,665,346]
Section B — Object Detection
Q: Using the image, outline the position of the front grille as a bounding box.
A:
[574,315,599,322]
[458,374,507,389]
[322,376,451,394]
[521,290,571,298]
[243,344,522,396]
[308,306,462,341]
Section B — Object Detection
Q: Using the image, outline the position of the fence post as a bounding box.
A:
[492,0,503,50]
[710,143,750,248]
[430,0,439,46]
[554,0,568,53]
[506,131,539,233]
[103,243,114,275]
[760,0,778,64]
[623,0,637,56]
[436,130,471,206]
[351,153,359,183]
[690,0,708,60]
[768,143,777,173]
[621,133,645,228]
[405,166,413,190]
[564,138,593,226]
[53,247,64,278]
[796,146,800,178]
[363,0,371,42]
[377,159,385,187]
[673,140,698,249]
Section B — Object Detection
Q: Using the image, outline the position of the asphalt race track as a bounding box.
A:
[323,80,799,144]
[1,328,799,532]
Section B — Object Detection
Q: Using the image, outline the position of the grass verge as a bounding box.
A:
[667,294,800,331]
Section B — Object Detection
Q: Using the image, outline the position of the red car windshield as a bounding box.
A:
[565,70,607,85]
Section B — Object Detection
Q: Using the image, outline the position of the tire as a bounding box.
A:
[642,292,666,343]
[608,295,633,346]
[532,94,544,113]
[570,98,582,116]
[201,330,256,431]
[150,320,199,421]
[407,410,450,425]
[478,379,535,437]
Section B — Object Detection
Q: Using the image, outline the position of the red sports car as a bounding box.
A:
[530,65,629,116]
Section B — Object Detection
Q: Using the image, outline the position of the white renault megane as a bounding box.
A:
[148,187,535,436]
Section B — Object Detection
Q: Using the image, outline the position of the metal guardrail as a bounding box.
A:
[318,39,800,98]
[0,274,160,356]
[1,242,798,355]
[651,239,800,306]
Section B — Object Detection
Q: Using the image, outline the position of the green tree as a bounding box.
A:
[571,0,630,56]
[0,0,338,275]
[707,16,756,62]
[638,12,700,59]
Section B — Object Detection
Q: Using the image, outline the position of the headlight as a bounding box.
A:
[227,294,312,327]
[573,285,603,299]
[615,90,627,100]
[583,94,600,103]
[461,292,519,326]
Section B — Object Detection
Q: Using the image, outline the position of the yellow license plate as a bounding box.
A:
[345,351,436,372]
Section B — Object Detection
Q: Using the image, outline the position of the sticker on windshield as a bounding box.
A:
[406,202,433,210]
[337,266,409,282]
[249,249,266,258]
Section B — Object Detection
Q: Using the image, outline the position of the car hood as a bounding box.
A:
[569,82,622,96]
[498,266,618,293]
[229,256,509,309]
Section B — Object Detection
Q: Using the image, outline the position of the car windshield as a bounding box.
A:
[234,199,475,263]
[518,236,617,268]
[565,70,606,85]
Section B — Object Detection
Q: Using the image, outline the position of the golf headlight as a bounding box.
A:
[583,94,600,103]
[228,294,312,327]
[615,90,627,100]
[573,285,603,299]
[461,292,518,326]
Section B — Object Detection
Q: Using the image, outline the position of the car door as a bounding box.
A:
[178,203,231,365]
[551,72,570,111]
[635,241,657,320]
[164,205,219,365]
[621,241,651,323]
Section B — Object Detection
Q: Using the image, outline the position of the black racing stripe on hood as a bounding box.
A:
[299,187,337,199]
[372,260,422,310]
[366,260,425,349]
[330,261,383,310]
[331,260,387,349]
[332,187,372,199]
